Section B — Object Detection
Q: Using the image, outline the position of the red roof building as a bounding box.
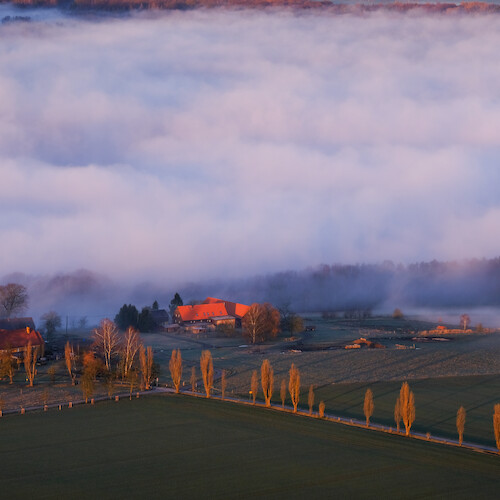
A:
[174,297,250,325]
[0,327,44,353]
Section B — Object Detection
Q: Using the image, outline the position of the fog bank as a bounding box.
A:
[1,10,500,285]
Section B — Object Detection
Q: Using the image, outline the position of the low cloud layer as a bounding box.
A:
[1,8,500,286]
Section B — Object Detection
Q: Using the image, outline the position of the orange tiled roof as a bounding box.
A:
[0,327,44,351]
[176,303,229,322]
[176,298,250,322]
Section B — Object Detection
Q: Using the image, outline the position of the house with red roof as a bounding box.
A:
[173,297,250,329]
[0,326,44,354]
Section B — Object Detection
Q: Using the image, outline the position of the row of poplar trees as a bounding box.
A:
[167,349,500,453]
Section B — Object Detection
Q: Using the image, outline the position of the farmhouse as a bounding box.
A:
[173,297,250,328]
[0,317,36,331]
[0,326,44,354]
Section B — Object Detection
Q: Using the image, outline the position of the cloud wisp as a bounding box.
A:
[1,9,500,284]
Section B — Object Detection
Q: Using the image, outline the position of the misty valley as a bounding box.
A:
[1,4,500,498]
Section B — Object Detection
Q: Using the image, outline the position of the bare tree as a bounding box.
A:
[251,370,258,404]
[121,327,141,379]
[261,359,274,407]
[288,363,300,413]
[200,350,213,398]
[494,404,500,453]
[92,319,120,371]
[139,345,154,390]
[24,341,38,387]
[308,385,315,415]
[221,369,227,400]
[41,311,61,338]
[319,401,325,418]
[456,406,466,446]
[460,314,471,332]
[364,388,374,426]
[190,366,197,392]
[242,303,280,344]
[280,379,286,408]
[169,349,183,393]
[394,397,402,432]
[64,341,75,385]
[0,283,28,318]
[400,382,415,436]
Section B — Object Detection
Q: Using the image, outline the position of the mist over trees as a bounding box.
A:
[4,257,500,321]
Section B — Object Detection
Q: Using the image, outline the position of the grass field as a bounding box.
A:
[0,394,500,499]
[310,375,500,448]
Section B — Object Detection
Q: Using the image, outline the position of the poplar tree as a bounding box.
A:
[200,350,213,398]
[493,404,500,453]
[308,385,314,415]
[261,359,274,407]
[456,406,466,446]
[364,388,374,426]
[280,379,286,408]
[400,382,415,436]
[190,366,197,392]
[251,370,258,404]
[169,349,183,393]
[288,363,300,413]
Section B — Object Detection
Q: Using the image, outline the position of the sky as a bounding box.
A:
[1,8,500,286]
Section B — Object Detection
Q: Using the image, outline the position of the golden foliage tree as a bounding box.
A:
[190,366,197,392]
[400,382,415,436]
[288,363,300,413]
[364,388,374,426]
[456,406,466,446]
[0,347,16,384]
[394,397,402,433]
[242,303,280,344]
[92,319,120,371]
[81,372,94,404]
[81,351,99,403]
[280,379,286,408]
[261,359,274,407]
[82,351,100,380]
[221,369,227,400]
[64,341,75,385]
[308,385,314,415]
[121,327,141,379]
[24,341,38,387]
[139,345,154,390]
[251,370,258,404]
[200,350,213,398]
[493,404,500,452]
[319,400,325,418]
[169,349,183,393]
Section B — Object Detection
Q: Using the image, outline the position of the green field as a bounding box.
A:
[0,395,499,499]
[310,375,500,448]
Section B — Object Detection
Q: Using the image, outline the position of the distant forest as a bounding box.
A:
[3,257,500,320]
[180,257,500,314]
[8,0,500,15]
